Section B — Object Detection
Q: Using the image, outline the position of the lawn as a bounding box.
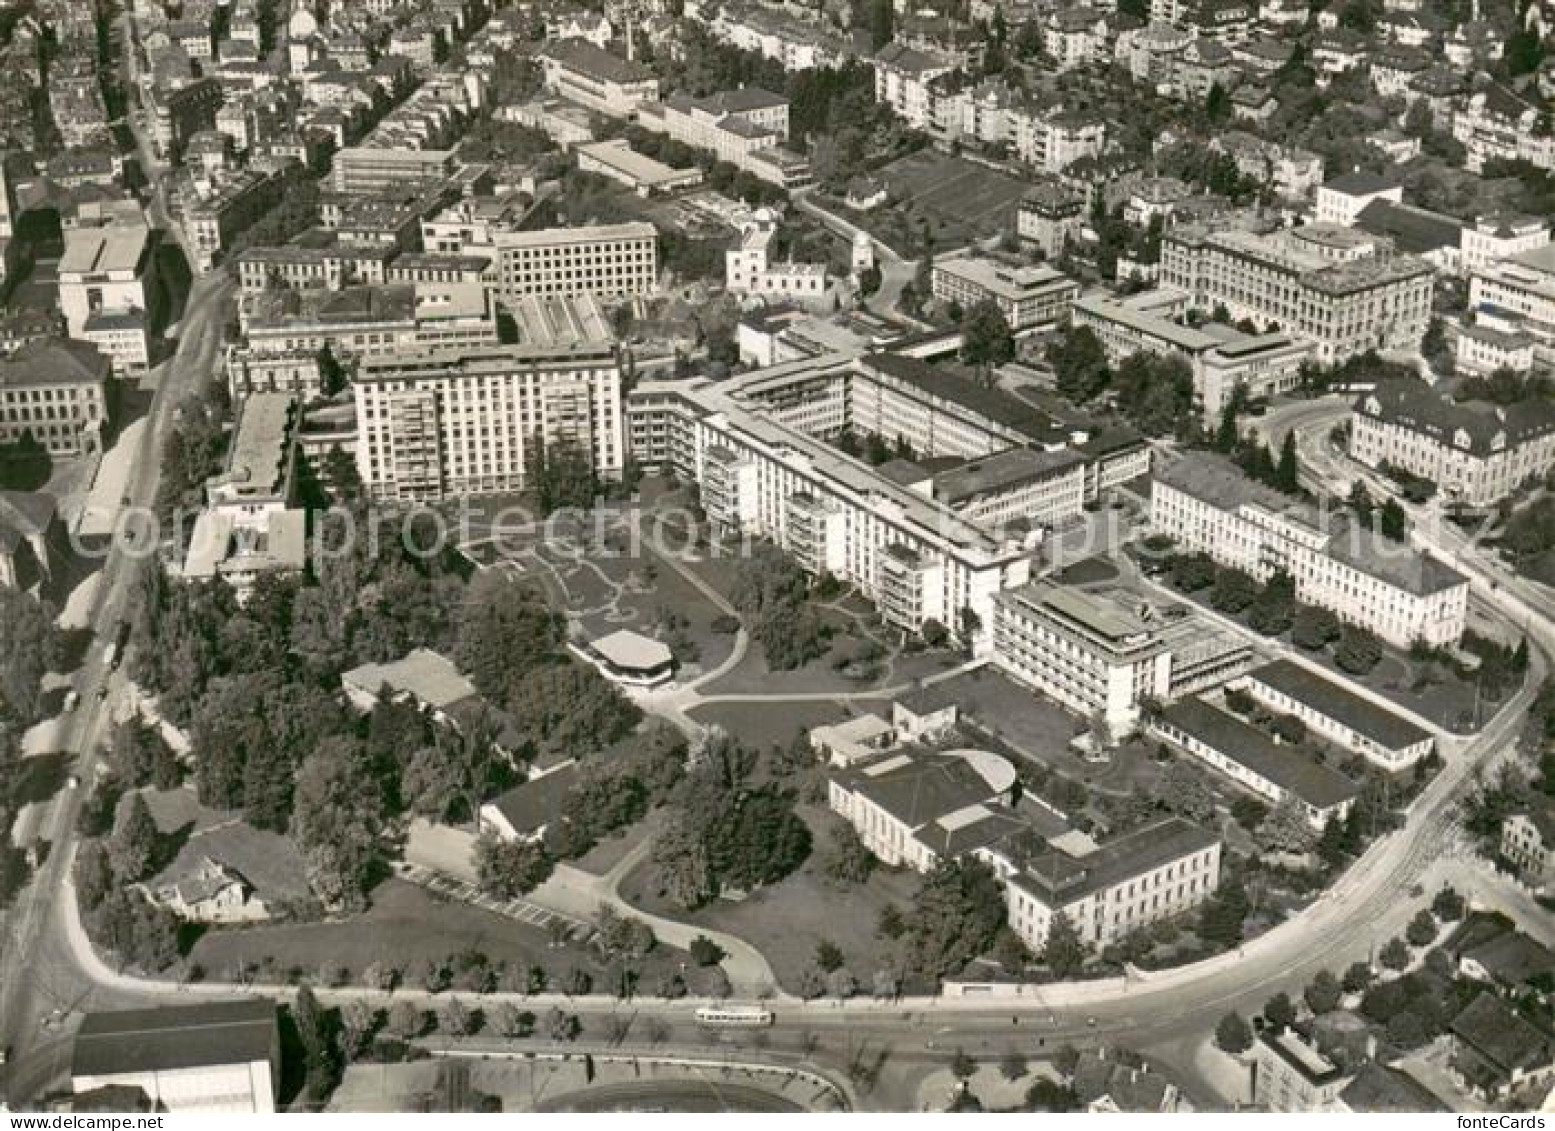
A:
[688,699,855,747]
[188,877,688,990]
[868,151,1029,248]
[617,804,921,994]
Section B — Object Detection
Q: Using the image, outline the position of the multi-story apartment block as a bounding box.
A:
[1006,818,1222,951]
[637,88,812,189]
[993,579,1252,740]
[331,147,456,196]
[58,220,158,374]
[353,295,624,501]
[1469,244,1555,364]
[628,364,1034,642]
[873,43,956,131]
[1255,1029,1353,1113]
[538,38,659,117]
[484,223,658,305]
[0,338,110,456]
[147,77,224,162]
[1240,659,1434,770]
[1349,379,1555,508]
[1152,453,1469,647]
[1160,223,1434,364]
[1456,322,1536,377]
[710,2,854,70]
[1072,291,1313,420]
[1460,213,1550,274]
[926,448,1089,533]
[930,255,1078,331]
[1155,697,1360,827]
[1454,82,1555,174]
[234,241,395,293]
[1314,172,1403,226]
[1017,179,1087,259]
[182,162,301,273]
[240,282,498,361]
[1500,799,1554,894]
[1016,109,1106,173]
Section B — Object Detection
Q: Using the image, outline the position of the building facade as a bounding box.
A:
[1349,379,1555,508]
[1151,454,1469,648]
[485,223,658,305]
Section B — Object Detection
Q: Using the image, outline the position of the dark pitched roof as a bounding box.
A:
[1247,659,1430,750]
[836,753,1003,828]
[1158,698,1361,810]
[1449,993,1555,1076]
[1462,931,1555,988]
[1354,199,1462,256]
[484,764,580,836]
[1355,378,1555,457]
[72,1001,277,1078]
[1323,171,1399,195]
[1011,817,1219,906]
[539,37,655,85]
[0,337,110,389]
[862,353,1067,444]
[1340,1063,1448,1112]
[932,447,1087,505]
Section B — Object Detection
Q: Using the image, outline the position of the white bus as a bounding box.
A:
[694,1005,774,1028]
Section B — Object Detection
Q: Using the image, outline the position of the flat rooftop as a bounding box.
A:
[60,222,150,276]
[223,392,295,493]
[491,221,656,249]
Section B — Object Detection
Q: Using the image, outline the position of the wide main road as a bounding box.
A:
[0,271,233,1103]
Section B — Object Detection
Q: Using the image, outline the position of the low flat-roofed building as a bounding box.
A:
[1241,658,1434,769]
[1154,696,1360,827]
[584,628,675,687]
[71,1001,280,1113]
[810,713,896,766]
[575,138,704,196]
[181,508,306,599]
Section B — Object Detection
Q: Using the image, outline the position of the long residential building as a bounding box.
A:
[636,89,812,189]
[1151,453,1469,648]
[627,360,1034,643]
[353,294,624,501]
[1348,378,1555,508]
[1154,697,1360,828]
[1160,223,1434,363]
[1006,817,1222,950]
[483,223,658,305]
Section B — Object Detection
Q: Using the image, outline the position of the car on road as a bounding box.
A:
[63,690,79,713]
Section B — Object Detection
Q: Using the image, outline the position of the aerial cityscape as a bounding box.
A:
[0,0,1553,1114]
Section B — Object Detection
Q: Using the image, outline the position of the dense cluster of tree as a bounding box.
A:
[0,727,29,906]
[650,732,811,908]
[75,813,181,972]
[125,517,640,912]
[1045,327,1198,440]
[900,857,1008,979]
[0,587,61,725]
[730,542,825,670]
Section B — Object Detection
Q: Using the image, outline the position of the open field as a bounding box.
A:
[618,804,922,994]
[689,699,855,746]
[188,878,688,989]
[870,151,1028,247]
